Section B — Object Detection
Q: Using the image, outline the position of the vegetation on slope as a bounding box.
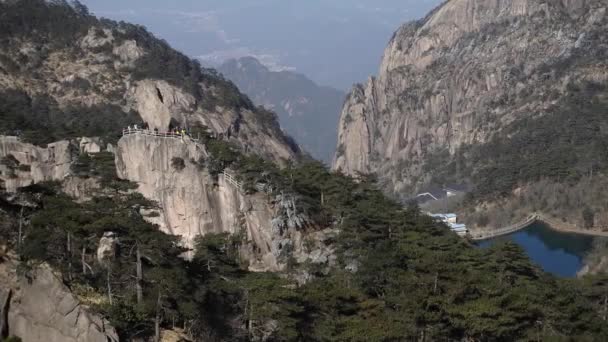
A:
[0,89,141,144]
[0,0,264,145]
[424,81,608,228]
[2,144,608,341]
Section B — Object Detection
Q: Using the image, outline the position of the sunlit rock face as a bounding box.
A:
[333,0,607,194]
[115,134,333,271]
[0,136,74,192]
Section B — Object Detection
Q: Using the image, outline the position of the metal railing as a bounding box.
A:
[222,170,277,195]
[472,214,539,241]
[122,128,201,143]
[222,170,243,191]
[121,128,276,196]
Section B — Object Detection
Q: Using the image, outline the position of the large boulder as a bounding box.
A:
[0,259,118,342]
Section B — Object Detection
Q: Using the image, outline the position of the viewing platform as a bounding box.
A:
[121,128,201,143]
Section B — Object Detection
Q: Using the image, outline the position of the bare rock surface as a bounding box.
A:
[115,133,329,271]
[0,136,74,192]
[0,259,118,342]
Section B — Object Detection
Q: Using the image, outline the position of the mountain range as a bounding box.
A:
[219,56,344,163]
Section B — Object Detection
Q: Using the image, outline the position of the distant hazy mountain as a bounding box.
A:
[81,0,443,89]
[219,57,344,163]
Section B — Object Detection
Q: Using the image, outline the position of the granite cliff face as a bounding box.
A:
[334,0,608,195]
[0,0,326,276]
[0,136,73,192]
[116,133,336,272]
[0,258,118,342]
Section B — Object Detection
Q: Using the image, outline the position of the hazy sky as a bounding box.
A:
[80,0,442,89]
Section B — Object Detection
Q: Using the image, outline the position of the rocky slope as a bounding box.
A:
[0,257,118,342]
[0,0,299,163]
[334,0,608,198]
[219,57,345,163]
[0,0,330,274]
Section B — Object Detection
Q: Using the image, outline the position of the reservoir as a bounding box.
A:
[478,222,599,277]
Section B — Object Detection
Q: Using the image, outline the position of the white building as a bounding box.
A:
[449,223,468,236]
[429,213,468,236]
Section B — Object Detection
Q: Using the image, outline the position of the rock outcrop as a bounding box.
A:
[333,0,608,195]
[0,258,118,342]
[126,79,298,165]
[0,136,106,200]
[115,133,333,271]
[0,136,74,192]
[97,232,119,265]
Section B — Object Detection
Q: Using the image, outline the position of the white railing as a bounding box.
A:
[122,128,201,144]
[222,170,277,195]
[223,170,243,191]
[121,128,276,196]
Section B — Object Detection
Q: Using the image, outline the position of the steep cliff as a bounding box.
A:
[0,258,118,342]
[334,0,608,198]
[115,133,335,271]
[0,0,323,275]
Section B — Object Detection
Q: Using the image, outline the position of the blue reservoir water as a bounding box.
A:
[478,223,597,277]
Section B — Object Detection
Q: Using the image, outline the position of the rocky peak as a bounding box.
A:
[128,79,197,131]
[381,0,590,73]
[333,0,607,196]
[115,132,335,271]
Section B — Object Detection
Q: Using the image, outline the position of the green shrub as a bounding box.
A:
[3,336,23,342]
[171,157,185,171]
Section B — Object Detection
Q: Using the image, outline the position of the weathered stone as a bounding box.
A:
[161,328,193,342]
[80,27,114,49]
[333,0,608,194]
[129,80,197,131]
[115,133,308,271]
[78,137,102,154]
[0,137,74,192]
[106,143,116,154]
[113,40,145,66]
[97,232,119,265]
[62,176,100,202]
[0,260,118,342]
